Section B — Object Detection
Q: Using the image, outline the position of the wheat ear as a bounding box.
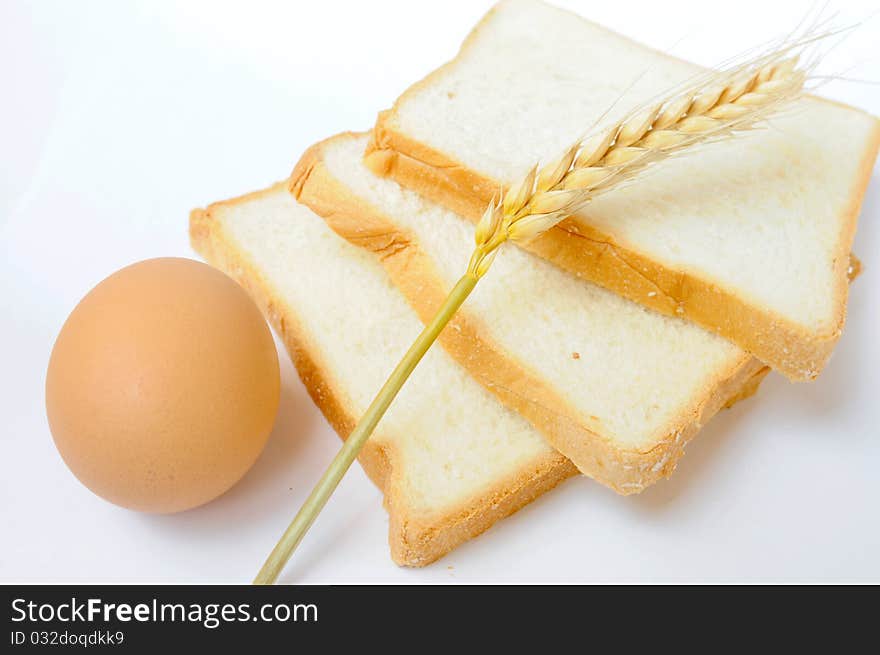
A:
[467,54,806,277]
[255,48,809,584]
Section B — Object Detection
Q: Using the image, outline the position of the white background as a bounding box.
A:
[2,0,878,584]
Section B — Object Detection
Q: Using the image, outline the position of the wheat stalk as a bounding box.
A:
[255,47,811,584]
[467,53,807,277]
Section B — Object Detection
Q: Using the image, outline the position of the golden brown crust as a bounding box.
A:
[364,5,880,382]
[189,184,580,567]
[292,134,769,495]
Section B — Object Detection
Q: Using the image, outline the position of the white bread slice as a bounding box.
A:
[365,0,880,381]
[190,184,767,565]
[190,185,575,565]
[292,133,771,493]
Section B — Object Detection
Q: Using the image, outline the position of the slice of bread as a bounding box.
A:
[365,0,880,381]
[190,185,575,566]
[292,133,771,493]
[190,184,767,565]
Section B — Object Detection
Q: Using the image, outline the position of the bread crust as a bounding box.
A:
[291,134,771,495]
[364,2,880,382]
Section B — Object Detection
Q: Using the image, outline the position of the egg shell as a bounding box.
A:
[46,257,280,513]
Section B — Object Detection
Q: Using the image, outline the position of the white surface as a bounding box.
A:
[1,0,878,584]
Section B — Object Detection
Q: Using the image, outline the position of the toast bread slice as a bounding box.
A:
[292,133,772,492]
[365,0,880,380]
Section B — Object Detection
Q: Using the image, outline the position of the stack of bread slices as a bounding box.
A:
[190,0,880,566]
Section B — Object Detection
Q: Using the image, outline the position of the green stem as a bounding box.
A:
[253,273,480,584]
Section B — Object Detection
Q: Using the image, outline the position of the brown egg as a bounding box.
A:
[46,257,280,513]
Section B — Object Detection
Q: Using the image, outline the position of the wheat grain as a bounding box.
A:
[467,52,808,278]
